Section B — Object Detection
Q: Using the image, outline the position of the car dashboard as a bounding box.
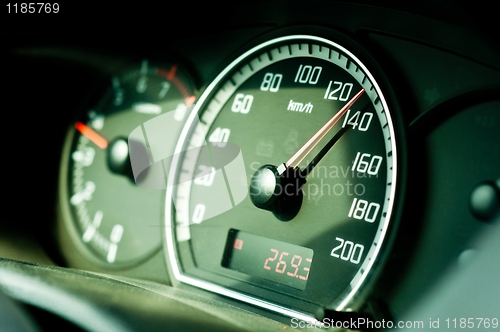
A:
[1,2,499,331]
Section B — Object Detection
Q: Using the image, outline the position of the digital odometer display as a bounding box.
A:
[222,229,313,290]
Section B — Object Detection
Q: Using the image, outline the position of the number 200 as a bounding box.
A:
[331,237,364,264]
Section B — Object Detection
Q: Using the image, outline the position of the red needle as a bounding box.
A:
[281,88,365,173]
[75,122,108,149]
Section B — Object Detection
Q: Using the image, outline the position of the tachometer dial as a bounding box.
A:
[165,35,404,321]
[60,59,196,265]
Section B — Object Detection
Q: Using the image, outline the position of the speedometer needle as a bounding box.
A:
[250,88,365,220]
[278,88,365,175]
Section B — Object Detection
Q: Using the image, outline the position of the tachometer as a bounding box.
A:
[165,35,404,321]
[59,59,196,266]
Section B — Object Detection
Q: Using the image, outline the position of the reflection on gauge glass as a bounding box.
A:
[65,59,195,265]
[165,35,404,320]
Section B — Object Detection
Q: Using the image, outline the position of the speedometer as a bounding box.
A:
[165,34,405,321]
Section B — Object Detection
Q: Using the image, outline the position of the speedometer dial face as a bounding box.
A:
[165,35,402,319]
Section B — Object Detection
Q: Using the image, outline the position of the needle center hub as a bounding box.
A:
[249,165,305,221]
[107,137,134,181]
